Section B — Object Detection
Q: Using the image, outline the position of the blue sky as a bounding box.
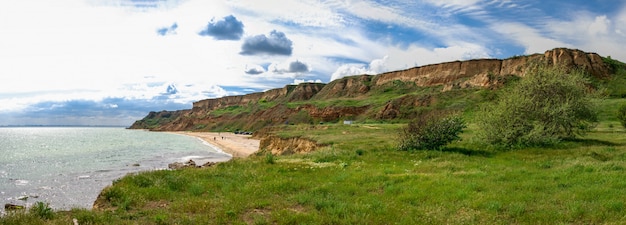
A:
[1,0,625,126]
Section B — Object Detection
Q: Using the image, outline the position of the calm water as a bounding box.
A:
[0,127,230,214]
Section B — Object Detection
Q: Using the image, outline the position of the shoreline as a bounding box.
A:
[169,131,260,158]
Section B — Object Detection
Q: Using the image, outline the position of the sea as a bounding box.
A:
[0,127,231,215]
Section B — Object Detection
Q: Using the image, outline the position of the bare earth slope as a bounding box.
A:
[129,48,614,131]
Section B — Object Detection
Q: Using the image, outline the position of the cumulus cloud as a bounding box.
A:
[268,60,310,74]
[330,56,388,81]
[288,61,309,73]
[156,23,178,36]
[244,64,265,75]
[198,15,244,40]
[588,15,610,36]
[240,30,293,56]
[163,84,178,95]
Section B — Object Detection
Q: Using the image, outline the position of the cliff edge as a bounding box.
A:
[129,48,617,131]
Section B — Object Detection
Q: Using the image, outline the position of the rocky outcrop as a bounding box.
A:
[258,136,322,155]
[130,48,616,131]
[168,159,217,169]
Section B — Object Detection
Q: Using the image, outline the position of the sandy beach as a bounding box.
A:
[171,131,260,158]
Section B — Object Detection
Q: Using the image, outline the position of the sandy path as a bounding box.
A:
[171,132,260,158]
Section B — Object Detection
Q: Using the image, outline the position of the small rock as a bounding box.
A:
[132,163,140,167]
[202,161,217,167]
[168,162,185,169]
[168,159,210,169]
[17,196,28,201]
[4,203,25,210]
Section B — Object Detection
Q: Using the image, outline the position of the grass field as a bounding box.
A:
[3,97,626,224]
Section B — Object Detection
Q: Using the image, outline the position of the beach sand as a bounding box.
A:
[172,132,260,158]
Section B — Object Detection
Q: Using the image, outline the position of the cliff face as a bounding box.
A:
[373,48,610,92]
[192,83,326,112]
[258,136,322,155]
[130,48,615,131]
[128,110,189,129]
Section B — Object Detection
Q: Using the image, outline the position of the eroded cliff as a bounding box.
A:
[129,48,617,131]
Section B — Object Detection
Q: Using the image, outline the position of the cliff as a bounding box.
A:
[129,48,618,131]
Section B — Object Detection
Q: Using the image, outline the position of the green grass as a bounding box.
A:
[6,79,626,224]
[6,110,626,224]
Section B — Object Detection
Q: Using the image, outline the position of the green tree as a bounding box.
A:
[617,104,626,129]
[398,112,466,151]
[477,64,598,147]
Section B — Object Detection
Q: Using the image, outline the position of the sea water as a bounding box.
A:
[0,127,230,214]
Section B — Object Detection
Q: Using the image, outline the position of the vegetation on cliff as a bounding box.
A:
[4,48,626,224]
[129,48,617,132]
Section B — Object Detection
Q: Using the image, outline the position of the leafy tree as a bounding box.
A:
[477,64,598,147]
[618,104,626,129]
[398,112,466,151]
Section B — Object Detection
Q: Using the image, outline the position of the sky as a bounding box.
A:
[1,0,625,126]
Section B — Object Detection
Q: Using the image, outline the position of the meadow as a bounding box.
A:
[3,62,626,224]
[3,98,626,224]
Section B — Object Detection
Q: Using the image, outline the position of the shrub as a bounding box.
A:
[29,202,54,220]
[398,112,466,151]
[618,104,626,129]
[477,64,598,147]
[265,153,276,164]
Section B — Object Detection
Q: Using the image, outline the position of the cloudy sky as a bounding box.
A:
[1,0,625,126]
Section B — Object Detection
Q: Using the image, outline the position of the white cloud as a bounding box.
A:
[227,0,345,28]
[588,15,610,36]
[614,5,626,38]
[293,79,322,85]
[537,9,626,61]
[329,43,492,82]
[0,0,623,125]
[491,22,570,54]
[331,56,389,81]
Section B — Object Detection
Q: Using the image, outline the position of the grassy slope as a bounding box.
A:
[5,98,626,224]
[4,64,626,224]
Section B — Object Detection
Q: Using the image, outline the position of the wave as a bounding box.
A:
[195,137,233,158]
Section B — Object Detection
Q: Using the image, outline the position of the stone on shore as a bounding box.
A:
[4,203,25,210]
[168,159,217,169]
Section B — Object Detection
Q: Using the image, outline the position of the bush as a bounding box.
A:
[398,112,466,150]
[477,64,598,147]
[29,202,54,220]
[265,153,276,164]
[618,104,626,129]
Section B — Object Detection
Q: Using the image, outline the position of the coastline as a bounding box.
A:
[169,131,260,158]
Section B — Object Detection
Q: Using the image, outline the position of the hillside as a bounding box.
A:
[5,48,626,224]
[129,48,621,131]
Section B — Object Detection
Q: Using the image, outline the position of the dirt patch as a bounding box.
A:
[243,208,272,224]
